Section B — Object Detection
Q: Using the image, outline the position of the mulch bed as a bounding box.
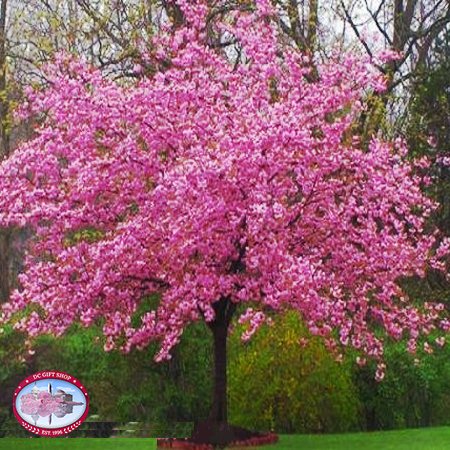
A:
[157,423,279,449]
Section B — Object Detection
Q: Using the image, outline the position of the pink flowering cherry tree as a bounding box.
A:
[20,391,62,417]
[1,0,449,445]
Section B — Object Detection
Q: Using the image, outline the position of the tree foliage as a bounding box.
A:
[354,331,450,431]
[406,28,450,234]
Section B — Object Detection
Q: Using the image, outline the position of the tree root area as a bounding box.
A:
[157,420,279,449]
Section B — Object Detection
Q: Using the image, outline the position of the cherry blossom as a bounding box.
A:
[20,391,62,417]
[0,0,448,390]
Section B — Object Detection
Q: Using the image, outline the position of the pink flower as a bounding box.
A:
[356,356,366,366]
[375,370,385,381]
[374,49,402,64]
[427,136,437,148]
[298,337,308,347]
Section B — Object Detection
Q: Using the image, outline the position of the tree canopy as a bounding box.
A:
[0,0,449,387]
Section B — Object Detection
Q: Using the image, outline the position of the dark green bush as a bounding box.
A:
[26,294,213,430]
[353,332,450,431]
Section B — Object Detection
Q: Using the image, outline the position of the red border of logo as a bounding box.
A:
[13,371,89,437]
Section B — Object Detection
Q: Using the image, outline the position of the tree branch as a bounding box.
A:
[340,0,374,60]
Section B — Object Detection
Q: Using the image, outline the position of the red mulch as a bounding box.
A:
[157,422,279,449]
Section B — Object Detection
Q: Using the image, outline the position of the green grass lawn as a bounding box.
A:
[3,428,450,450]
[270,427,450,450]
[0,438,157,449]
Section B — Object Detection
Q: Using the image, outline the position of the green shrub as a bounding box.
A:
[352,331,450,431]
[0,323,35,438]
[228,307,361,434]
[27,294,213,428]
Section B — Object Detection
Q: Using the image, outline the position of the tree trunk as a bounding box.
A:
[207,296,236,425]
[192,295,237,446]
[306,0,318,54]
[0,0,10,305]
[0,0,9,161]
[210,316,228,424]
[0,228,10,303]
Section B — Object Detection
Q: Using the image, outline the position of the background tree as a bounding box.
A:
[354,336,450,430]
[0,0,9,306]
[337,0,450,144]
[405,25,450,231]
[339,0,450,92]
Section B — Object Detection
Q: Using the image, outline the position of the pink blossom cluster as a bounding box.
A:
[20,391,62,416]
[20,393,42,415]
[237,308,271,341]
[373,49,403,65]
[0,0,449,380]
[436,155,450,165]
